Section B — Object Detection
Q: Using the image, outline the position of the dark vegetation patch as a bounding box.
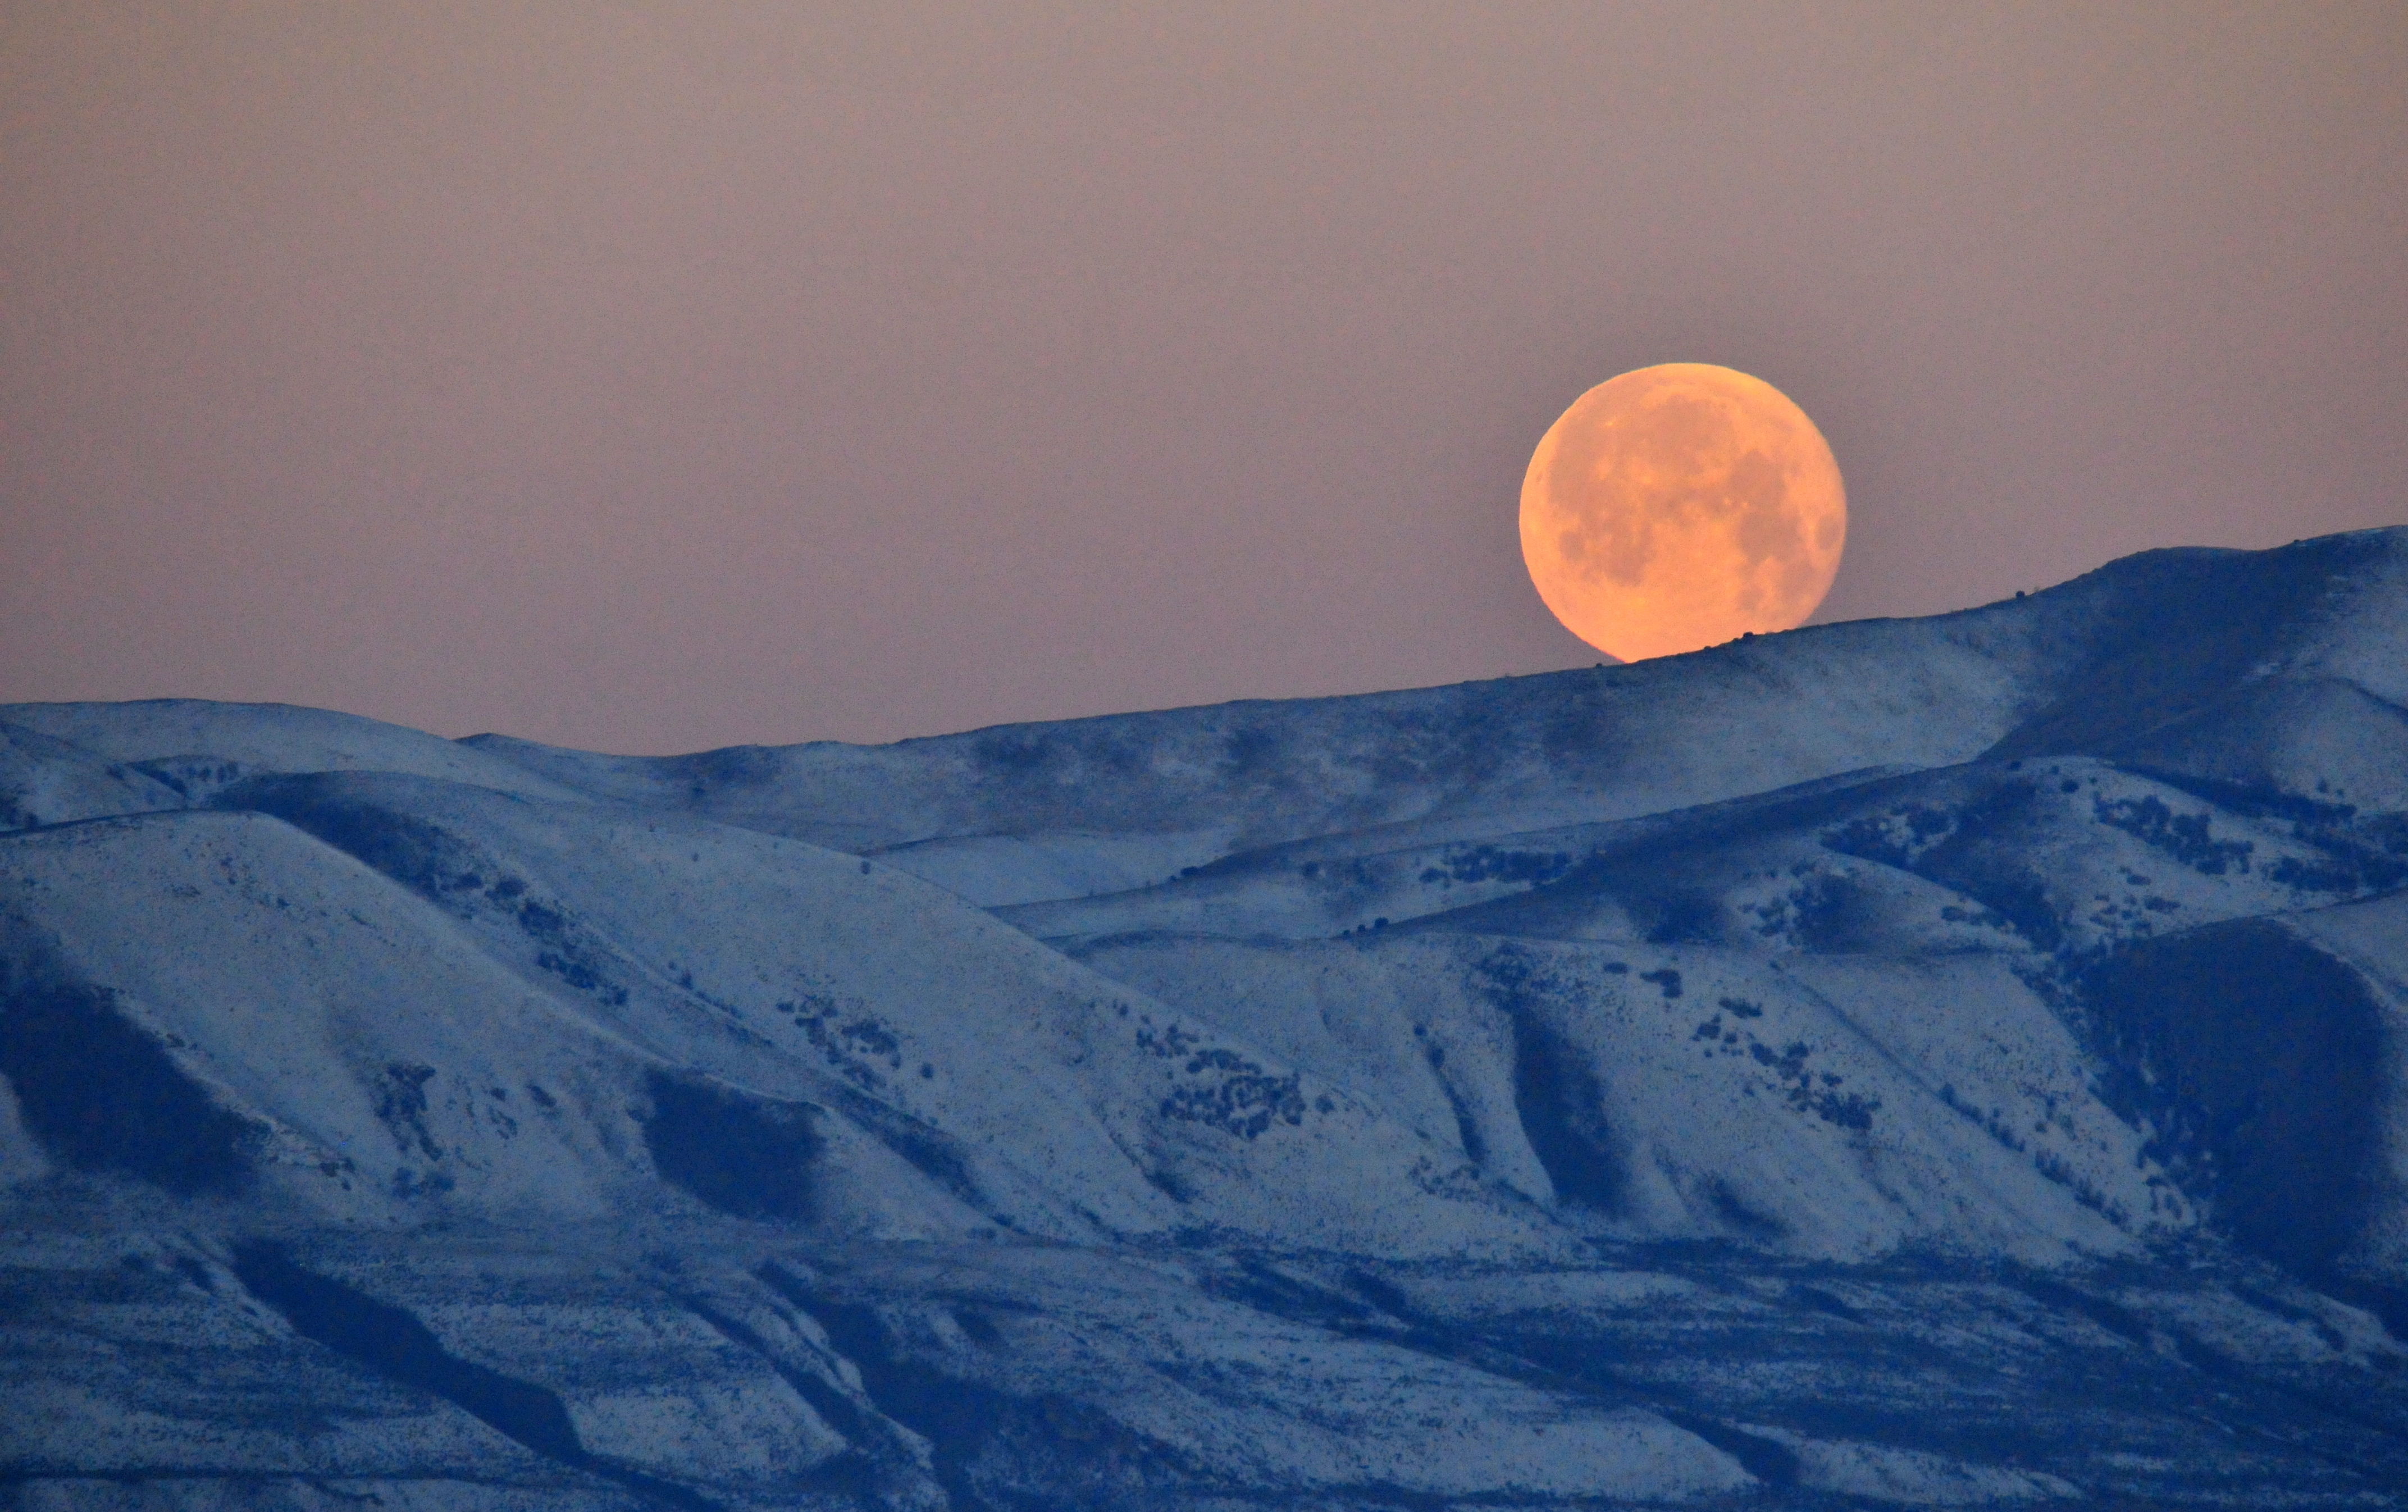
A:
[1417,844,1574,889]
[1159,1067,1305,1140]
[1296,856,1390,913]
[776,995,904,1090]
[371,1062,441,1161]
[129,757,249,801]
[1940,1083,2035,1157]
[1936,896,2013,934]
[1955,871,2064,953]
[2028,1146,2127,1225]
[1758,872,1891,952]
[1723,1037,1877,1131]
[533,950,622,1003]
[0,971,257,1195]
[642,1071,824,1222]
[1135,1017,1305,1139]
[1816,766,2407,960]
[1824,803,1959,869]
[2129,768,2408,896]
[2269,855,2391,893]
[502,898,627,1007]
[1684,1002,1877,1132]
[1872,784,2082,953]
[1638,967,1682,999]
[2227,1284,2351,1354]
[2127,768,2359,828]
[1931,1079,2126,1221]
[2094,795,2254,876]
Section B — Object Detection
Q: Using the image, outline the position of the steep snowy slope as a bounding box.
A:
[6,527,2408,1508]
[0,698,586,809]
[1038,752,2404,957]
[1070,930,2142,1262]
[463,529,2408,910]
[0,720,181,831]
[1037,747,2408,1275]
[0,703,587,833]
[2081,887,2408,1286]
[0,785,1558,1258]
[2106,677,2408,811]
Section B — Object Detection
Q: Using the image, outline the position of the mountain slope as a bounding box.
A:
[460,528,2408,908]
[7,527,2408,1508]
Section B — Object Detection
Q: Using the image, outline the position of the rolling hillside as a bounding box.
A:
[6,528,2408,1508]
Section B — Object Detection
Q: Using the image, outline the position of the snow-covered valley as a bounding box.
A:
[7,529,2408,1507]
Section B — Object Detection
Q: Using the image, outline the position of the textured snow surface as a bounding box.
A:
[7,529,2408,1506]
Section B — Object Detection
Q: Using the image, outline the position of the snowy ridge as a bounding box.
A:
[5,527,2408,1507]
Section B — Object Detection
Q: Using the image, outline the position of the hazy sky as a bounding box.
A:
[4,3,2404,753]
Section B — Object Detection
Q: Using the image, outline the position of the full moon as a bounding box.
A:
[1520,363,1846,662]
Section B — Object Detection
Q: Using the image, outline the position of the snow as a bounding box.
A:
[8,526,2408,1504]
[2,699,588,803]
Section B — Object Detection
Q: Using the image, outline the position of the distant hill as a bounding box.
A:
[6,527,2408,1508]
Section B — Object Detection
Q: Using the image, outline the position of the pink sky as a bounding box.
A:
[4,3,2403,752]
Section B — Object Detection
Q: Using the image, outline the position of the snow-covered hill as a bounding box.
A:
[6,528,2408,1508]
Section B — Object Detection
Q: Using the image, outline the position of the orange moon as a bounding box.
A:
[1520,363,1846,662]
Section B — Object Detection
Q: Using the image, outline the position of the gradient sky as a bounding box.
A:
[4,3,2404,753]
